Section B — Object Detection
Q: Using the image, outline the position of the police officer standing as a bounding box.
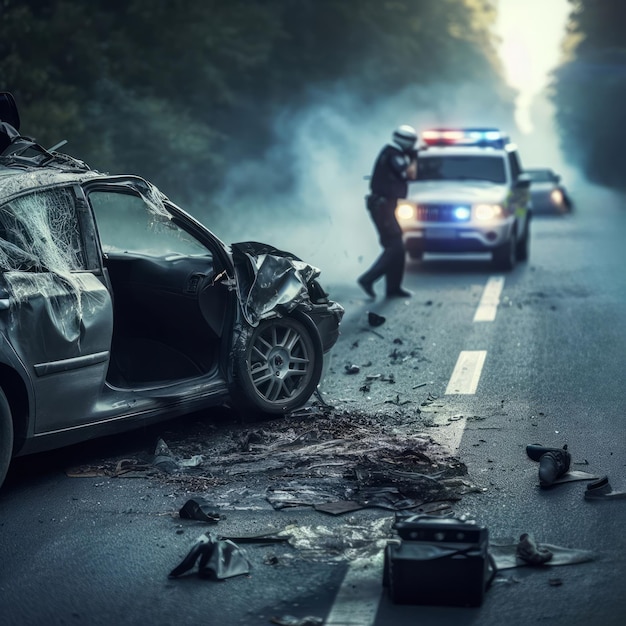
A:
[358,125,418,299]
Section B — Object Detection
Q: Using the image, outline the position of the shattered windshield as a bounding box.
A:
[0,188,86,272]
[89,190,210,257]
[417,155,507,184]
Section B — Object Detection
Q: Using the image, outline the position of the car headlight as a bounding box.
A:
[396,202,416,221]
[550,189,564,205]
[474,203,504,220]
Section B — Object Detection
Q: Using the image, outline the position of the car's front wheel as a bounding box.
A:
[0,388,14,489]
[233,313,324,414]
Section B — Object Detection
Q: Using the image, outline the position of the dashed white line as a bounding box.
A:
[325,554,384,626]
[473,275,505,322]
[328,277,502,623]
[445,350,487,395]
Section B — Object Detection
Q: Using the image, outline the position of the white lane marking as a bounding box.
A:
[325,553,384,626]
[473,275,505,322]
[445,350,487,395]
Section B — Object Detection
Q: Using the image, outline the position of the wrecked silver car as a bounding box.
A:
[0,92,343,487]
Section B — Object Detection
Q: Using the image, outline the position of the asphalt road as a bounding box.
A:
[1,179,625,626]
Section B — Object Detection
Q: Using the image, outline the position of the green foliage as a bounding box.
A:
[551,0,626,189]
[1,0,512,204]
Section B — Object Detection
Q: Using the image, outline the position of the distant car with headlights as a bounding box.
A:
[0,92,344,489]
[526,167,573,214]
[395,128,532,270]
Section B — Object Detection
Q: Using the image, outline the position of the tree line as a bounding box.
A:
[551,0,626,191]
[1,0,514,211]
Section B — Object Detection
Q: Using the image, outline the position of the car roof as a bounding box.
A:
[0,165,102,201]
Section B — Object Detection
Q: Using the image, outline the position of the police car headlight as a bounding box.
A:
[474,204,503,220]
[550,189,564,205]
[396,202,416,220]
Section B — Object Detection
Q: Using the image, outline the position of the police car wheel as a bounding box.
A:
[516,222,530,261]
[492,231,517,271]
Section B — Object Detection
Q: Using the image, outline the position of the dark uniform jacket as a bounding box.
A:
[370,143,416,200]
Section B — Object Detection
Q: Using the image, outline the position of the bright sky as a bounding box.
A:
[494,0,571,133]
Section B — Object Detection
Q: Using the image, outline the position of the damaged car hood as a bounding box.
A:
[230,241,321,327]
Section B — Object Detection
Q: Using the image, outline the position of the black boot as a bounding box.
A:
[538,446,571,488]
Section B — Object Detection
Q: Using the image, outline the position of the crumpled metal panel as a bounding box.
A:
[230,241,320,326]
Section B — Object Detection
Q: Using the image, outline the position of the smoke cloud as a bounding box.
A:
[203,81,553,289]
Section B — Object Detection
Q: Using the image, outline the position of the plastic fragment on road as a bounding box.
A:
[169,532,251,580]
[152,438,179,474]
[584,475,626,500]
[179,497,221,523]
[368,312,386,327]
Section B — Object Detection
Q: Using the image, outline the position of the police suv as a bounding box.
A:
[396,128,531,270]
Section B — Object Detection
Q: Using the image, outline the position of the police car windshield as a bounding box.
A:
[417,155,506,184]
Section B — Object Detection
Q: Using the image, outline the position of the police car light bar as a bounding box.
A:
[422,128,509,148]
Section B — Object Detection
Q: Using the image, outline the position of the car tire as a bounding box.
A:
[0,388,14,489]
[233,312,324,414]
[492,229,517,271]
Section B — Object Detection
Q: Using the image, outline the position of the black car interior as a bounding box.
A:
[103,253,229,387]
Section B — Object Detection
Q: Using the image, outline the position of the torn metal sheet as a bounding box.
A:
[231,241,320,326]
[179,497,221,523]
[169,532,251,580]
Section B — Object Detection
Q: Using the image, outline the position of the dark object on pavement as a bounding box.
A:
[516,533,553,565]
[526,443,571,487]
[584,476,626,500]
[179,497,221,523]
[526,443,567,462]
[169,532,250,580]
[344,364,360,374]
[538,448,571,487]
[152,438,179,474]
[384,514,494,607]
[368,312,386,327]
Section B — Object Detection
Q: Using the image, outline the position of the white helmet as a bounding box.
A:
[392,125,418,152]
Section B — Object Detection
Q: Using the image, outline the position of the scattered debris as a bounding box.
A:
[516,533,553,565]
[489,538,594,570]
[344,364,360,375]
[368,312,386,327]
[526,443,599,487]
[179,497,221,523]
[584,475,626,500]
[169,532,251,580]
